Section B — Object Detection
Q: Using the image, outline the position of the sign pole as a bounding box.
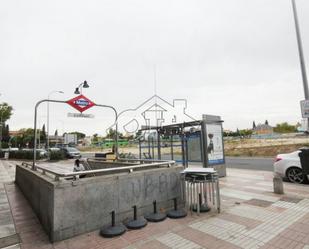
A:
[33,99,118,169]
[292,0,309,130]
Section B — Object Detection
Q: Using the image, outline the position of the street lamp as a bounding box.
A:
[292,0,309,130]
[47,91,64,153]
[74,80,89,95]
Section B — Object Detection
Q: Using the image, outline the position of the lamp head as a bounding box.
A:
[82,80,89,88]
[74,87,80,94]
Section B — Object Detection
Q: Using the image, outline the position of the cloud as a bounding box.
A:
[0,0,308,133]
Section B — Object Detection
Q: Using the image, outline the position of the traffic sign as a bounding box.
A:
[67,94,95,113]
[300,100,309,118]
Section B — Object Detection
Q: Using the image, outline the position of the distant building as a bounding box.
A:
[253,124,273,135]
[48,135,64,145]
[9,130,23,136]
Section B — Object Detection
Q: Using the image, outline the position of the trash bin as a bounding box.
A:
[298,148,309,175]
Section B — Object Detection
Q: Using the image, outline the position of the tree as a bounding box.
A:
[0,103,13,123]
[2,124,10,142]
[273,123,297,133]
[106,128,123,139]
[252,121,256,129]
[14,128,35,148]
[265,120,269,125]
[54,130,58,136]
[92,133,99,143]
[41,124,47,143]
[236,128,240,136]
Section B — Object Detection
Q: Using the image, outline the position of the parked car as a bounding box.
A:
[37,149,48,157]
[22,148,48,157]
[61,147,81,159]
[49,147,61,152]
[273,150,308,184]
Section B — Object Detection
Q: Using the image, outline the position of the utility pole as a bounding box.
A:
[292,0,309,130]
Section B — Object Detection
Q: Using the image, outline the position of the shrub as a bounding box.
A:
[0,150,44,160]
[49,150,65,161]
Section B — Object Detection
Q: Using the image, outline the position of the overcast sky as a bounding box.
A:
[1,0,309,136]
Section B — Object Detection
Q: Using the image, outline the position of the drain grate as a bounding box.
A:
[244,198,273,208]
[280,196,303,203]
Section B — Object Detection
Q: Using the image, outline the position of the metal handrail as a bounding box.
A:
[21,160,176,181]
[86,157,172,163]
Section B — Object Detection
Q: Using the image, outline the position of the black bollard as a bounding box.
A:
[100,211,126,238]
[125,205,148,229]
[166,198,187,219]
[193,193,210,213]
[144,200,167,222]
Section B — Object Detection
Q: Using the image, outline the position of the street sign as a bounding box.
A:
[67,113,95,118]
[300,100,309,118]
[67,94,95,113]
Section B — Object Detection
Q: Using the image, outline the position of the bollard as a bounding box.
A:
[145,200,167,222]
[167,198,187,219]
[100,211,126,238]
[273,173,284,194]
[125,205,147,229]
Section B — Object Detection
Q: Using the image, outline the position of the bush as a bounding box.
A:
[0,150,44,160]
[49,150,65,161]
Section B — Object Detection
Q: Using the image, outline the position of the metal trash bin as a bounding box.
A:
[181,168,221,214]
[299,148,309,175]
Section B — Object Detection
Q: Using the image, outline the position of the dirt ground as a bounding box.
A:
[78,136,309,158]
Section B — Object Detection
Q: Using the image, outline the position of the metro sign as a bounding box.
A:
[67,94,95,113]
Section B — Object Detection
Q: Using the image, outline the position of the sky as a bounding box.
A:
[1,0,309,136]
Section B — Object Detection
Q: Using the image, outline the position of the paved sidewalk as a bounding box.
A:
[1,160,309,249]
[0,160,19,249]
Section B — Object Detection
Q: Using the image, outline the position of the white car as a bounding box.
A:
[274,150,308,184]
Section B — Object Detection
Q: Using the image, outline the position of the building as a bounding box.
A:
[253,123,273,135]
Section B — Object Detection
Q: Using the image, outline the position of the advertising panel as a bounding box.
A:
[206,123,224,165]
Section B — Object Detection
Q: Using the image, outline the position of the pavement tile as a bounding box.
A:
[136,240,169,249]
[2,161,309,249]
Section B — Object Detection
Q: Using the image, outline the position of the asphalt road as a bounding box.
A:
[82,152,274,172]
[225,156,274,171]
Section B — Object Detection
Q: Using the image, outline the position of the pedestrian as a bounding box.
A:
[73,159,86,178]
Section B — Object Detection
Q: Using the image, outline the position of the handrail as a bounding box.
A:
[86,157,172,163]
[21,160,176,181]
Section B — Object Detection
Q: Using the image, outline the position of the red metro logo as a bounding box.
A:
[67,95,95,113]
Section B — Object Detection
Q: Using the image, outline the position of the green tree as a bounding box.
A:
[92,133,99,143]
[54,129,58,136]
[0,103,13,123]
[106,128,123,139]
[252,121,256,129]
[273,122,297,133]
[41,124,47,143]
[15,128,35,148]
